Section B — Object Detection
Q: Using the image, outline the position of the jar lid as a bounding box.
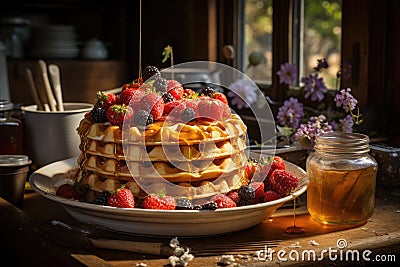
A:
[0,155,31,167]
[0,100,13,111]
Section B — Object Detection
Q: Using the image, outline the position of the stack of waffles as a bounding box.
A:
[76,114,249,200]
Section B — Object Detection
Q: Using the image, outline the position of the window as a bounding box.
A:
[239,0,342,89]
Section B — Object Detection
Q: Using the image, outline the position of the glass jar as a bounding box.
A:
[0,100,24,154]
[306,131,377,225]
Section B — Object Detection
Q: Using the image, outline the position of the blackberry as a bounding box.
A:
[154,77,168,93]
[94,190,110,205]
[201,86,215,97]
[194,205,203,210]
[90,107,108,123]
[238,185,255,206]
[134,110,153,126]
[142,66,160,81]
[175,198,194,210]
[201,201,218,210]
[181,107,196,122]
[162,92,174,103]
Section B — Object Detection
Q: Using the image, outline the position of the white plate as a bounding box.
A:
[29,158,308,237]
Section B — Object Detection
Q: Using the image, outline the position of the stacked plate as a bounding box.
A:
[30,25,79,59]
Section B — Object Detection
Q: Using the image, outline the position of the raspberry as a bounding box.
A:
[249,182,265,199]
[210,194,237,209]
[226,191,240,205]
[142,66,160,81]
[238,185,255,206]
[163,100,182,116]
[181,107,196,122]
[90,107,108,123]
[263,190,280,202]
[118,88,137,106]
[94,190,111,205]
[134,110,153,126]
[269,169,299,197]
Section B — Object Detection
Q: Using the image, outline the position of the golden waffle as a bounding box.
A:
[79,151,247,182]
[77,114,247,145]
[76,169,248,199]
[82,136,246,161]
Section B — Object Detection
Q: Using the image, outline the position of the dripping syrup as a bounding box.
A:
[285,196,305,234]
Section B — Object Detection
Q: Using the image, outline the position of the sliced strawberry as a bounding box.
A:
[167,80,184,100]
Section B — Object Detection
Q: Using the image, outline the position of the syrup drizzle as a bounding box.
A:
[285,196,305,234]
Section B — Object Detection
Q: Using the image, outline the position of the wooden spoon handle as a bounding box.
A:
[25,68,44,111]
[48,64,64,111]
[38,60,57,112]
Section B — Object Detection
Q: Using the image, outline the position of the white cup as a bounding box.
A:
[21,102,92,168]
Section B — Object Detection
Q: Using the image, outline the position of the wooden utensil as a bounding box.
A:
[48,64,64,111]
[25,68,44,111]
[38,60,57,112]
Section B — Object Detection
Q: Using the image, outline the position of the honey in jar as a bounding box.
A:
[306,131,377,225]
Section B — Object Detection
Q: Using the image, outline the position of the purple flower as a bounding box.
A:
[339,115,354,133]
[293,115,333,150]
[227,78,258,109]
[277,63,297,85]
[276,97,304,128]
[337,62,352,80]
[334,88,358,112]
[314,58,329,72]
[301,73,327,102]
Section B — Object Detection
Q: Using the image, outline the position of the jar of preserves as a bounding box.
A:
[0,100,23,154]
[306,131,377,225]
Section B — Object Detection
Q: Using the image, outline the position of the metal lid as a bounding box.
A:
[0,155,31,167]
[0,100,13,111]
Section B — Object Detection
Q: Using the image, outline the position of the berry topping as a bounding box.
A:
[263,190,280,202]
[249,182,265,200]
[140,92,164,120]
[163,100,182,116]
[107,188,135,208]
[175,198,194,210]
[167,80,184,100]
[244,159,258,180]
[226,191,240,205]
[106,104,134,127]
[200,201,218,210]
[201,86,215,97]
[153,77,168,93]
[56,184,82,200]
[198,98,229,121]
[143,193,176,210]
[118,88,137,106]
[94,91,117,110]
[142,66,160,81]
[210,194,237,209]
[237,185,255,206]
[212,92,228,105]
[181,107,196,122]
[269,169,299,197]
[94,190,111,205]
[90,106,108,123]
[134,110,153,127]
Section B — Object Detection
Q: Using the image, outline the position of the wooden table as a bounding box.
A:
[1,189,399,267]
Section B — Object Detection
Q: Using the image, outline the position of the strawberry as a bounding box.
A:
[140,92,164,121]
[249,182,265,199]
[269,169,299,197]
[95,91,117,110]
[143,194,176,210]
[212,92,228,105]
[167,80,184,100]
[244,160,258,180]
[56,184,82,200]
[263,190,280,202]
[118,88,137,106]
[197,98,225,121]
[226,191,240,205]
[210,194,237,209]
[107,188,135,208]
[106,104,134,127]
[163,100,182,116]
